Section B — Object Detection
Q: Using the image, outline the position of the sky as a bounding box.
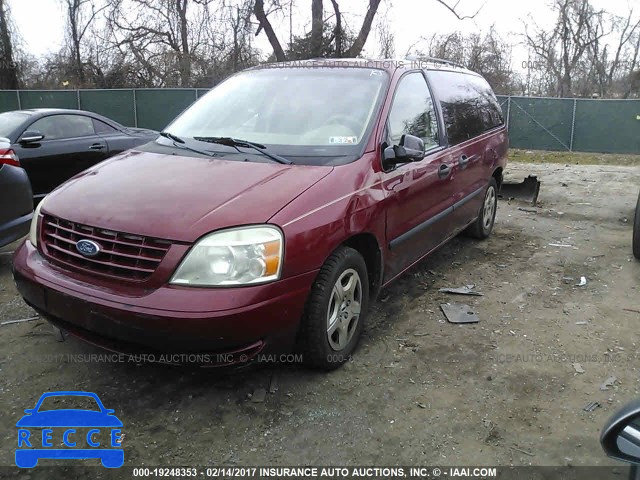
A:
[7,0,637,72]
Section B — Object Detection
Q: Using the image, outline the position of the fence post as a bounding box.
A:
[133,89,138,128]
[506,96,511,131]
[15,90,21,110]
[569,98,577,152]
[77,90,81,110]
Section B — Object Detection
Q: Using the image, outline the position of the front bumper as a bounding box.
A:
[13,241,317,363]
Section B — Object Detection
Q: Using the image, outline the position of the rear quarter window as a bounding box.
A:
[426,70,503,146]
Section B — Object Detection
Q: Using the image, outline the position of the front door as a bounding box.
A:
[16,114,109,197]
[382,71,456,280]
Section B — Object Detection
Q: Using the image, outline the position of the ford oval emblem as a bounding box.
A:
[75,239,101,257]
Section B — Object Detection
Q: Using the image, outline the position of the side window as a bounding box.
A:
[29,115,95,141]
[93,118,118,134]
[387,72,439,150]
[427,70,504,146]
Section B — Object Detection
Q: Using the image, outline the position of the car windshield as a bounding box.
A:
[0,111,29,138]
[37,395,101,412]
[163,67,388,161]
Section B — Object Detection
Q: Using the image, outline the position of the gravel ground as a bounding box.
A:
[1,160,639,477]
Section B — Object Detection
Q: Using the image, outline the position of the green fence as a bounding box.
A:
[495,95,640,155]
[0,88,208,132]
[0,89,638,154]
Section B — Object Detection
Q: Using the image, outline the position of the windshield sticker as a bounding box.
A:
[329,136,358,145]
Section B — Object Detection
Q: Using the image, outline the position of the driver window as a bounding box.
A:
[387,73,439,149]
[29,115,95,141]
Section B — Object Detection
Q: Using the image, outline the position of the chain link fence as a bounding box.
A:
[0,89,638,154]
[496,95,640,155]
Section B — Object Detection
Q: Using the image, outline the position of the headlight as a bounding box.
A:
[170,226,283,286]
[29,200,45,247]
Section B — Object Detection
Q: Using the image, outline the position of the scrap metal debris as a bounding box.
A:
[1,316,39,326]
[600,376,618,391]
[583,401,601,412]
[500,175,541,205]
[269,374,279,394]
[438,284,483,296]
[250,388,267,403]
[575,276,587,287]
[510,445,535,457]
[53,326,67,342]
[440,303,479,324]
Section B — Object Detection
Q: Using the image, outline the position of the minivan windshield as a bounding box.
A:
[163,67,388,163]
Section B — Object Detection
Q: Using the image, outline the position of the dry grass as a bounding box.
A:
[509,148,640,166]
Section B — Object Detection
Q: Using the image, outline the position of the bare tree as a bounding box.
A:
[0,0,18,89]
[376,5,395,58]
[254,0,383,60]
[109,0,214,86]
[424,27,517,94]
[253,0,286,61]
[62,0,109,86]
[524,0,606,97]
[585,8,640,97]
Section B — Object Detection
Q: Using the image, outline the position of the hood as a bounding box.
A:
[44,150,333,242]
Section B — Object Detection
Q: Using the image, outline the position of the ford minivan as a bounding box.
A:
[13,58,508,370]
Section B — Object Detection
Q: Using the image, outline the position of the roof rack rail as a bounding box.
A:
[405,56,465,69]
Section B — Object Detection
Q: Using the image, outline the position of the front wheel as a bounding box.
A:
[298,246,369,370]
[633,189,640,260]
[466,178,498,239]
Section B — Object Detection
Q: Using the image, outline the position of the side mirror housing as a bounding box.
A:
[601,399,640,464]
[382,134,425,169]
[19,131,45,144]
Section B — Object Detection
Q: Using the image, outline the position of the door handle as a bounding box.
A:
[438,164,451,179]
[458,155,469,169]
[90,143,105,150]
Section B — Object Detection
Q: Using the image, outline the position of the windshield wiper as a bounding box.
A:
[159,131,218,158]
[193,136,293,165]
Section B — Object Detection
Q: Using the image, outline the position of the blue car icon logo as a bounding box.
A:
[16,391,123,468]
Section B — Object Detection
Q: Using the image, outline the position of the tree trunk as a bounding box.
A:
[330,0,342,57]
[0,0,18,89]
[310,0,323,57]
[69,0,86,85]
[345,0,382,58]
[177,0,191,86]
[254,0,286,61]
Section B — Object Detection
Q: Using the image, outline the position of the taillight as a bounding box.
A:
[0,148,19,167]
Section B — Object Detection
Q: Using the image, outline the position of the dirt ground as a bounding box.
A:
[1,159,640,475]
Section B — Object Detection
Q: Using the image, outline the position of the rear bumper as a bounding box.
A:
[0,212,32,248]
[13,241,317,364]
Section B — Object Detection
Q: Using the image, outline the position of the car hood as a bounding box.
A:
[16,410,123,427]
[44,150,333,242]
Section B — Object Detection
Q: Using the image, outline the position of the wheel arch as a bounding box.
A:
[341,232,383,301]
[492,167,504,192]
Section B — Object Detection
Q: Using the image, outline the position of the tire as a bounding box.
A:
[466,177,498,239]
[298,246,369,370]
[633,189,640,260]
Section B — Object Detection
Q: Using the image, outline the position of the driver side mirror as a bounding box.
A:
[382,134,425,169]
[601,399,640,465]
[19,131,45,144]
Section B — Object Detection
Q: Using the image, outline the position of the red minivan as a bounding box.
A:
[13,58,508,370]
